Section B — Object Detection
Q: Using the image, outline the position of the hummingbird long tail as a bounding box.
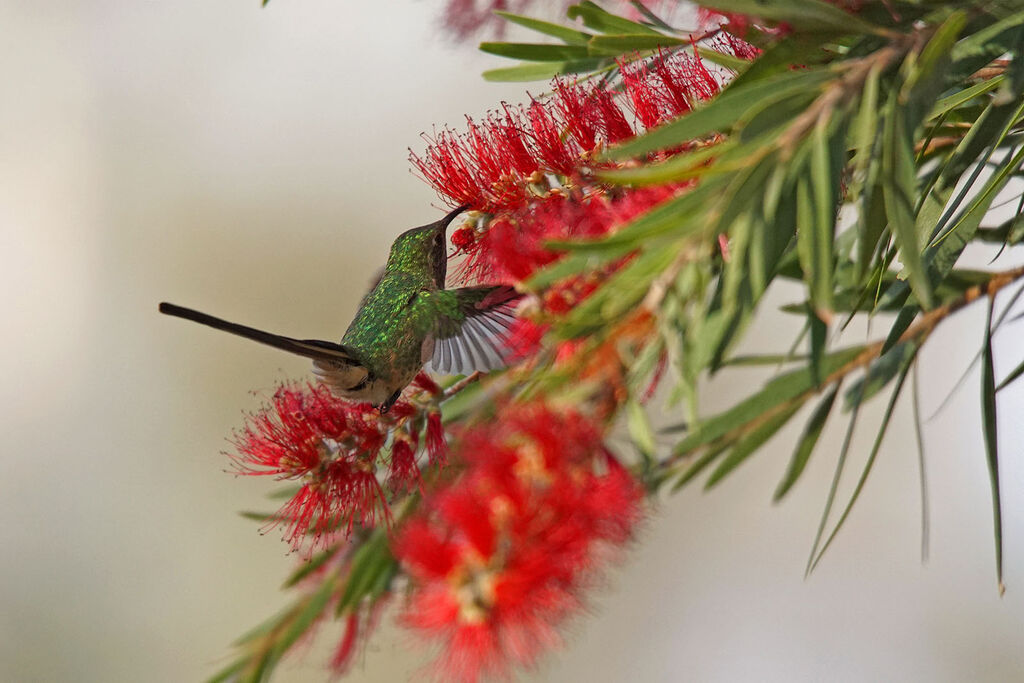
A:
[158,302,362,366]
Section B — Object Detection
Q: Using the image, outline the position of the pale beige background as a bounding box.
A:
[3,2,1024,682]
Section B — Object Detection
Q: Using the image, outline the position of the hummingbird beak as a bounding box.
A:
[437,204,470,234]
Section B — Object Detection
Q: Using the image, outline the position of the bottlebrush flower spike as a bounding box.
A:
[525,98,579,177]
[232,383,424,552]
[394,404,643,683]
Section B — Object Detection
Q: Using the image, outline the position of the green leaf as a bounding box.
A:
[981,298,1005,595]
[337,530,397,612]
[849,61,880,203]
[670,444,727,491]
[525,249,625,291]
[809,344,916,572]
[705,402,802,489]
[808,305,827,385]
[629,0,673,31]
[843,341,917,411]
[995,356,1024,392]
[283,546,340,589]
[567,1,662,35]
[273,574,337,657]
[479,42,591,61]
[547,175,727,251]
[806,377,865,575]
[483,58,610,82]
[774,384,839,501]
[929,76,1005,119]
[700,48,751,73]
[493,10,593,45]
[674,345,864,455]
[626,399,657,458]
[587,33,686,55]
[606,69,832,159]
[950,9,1024,65]
[912,363,930,561]
[701,0,883,35]
[721,353,809,367]
[882,94,933,309]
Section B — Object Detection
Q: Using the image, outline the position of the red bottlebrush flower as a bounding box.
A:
[504,318,547,362]
[232,383,417,552]
[620,59,663,129]
[552,78,600,153]
[330,612,361,677]
[714,31,762,61]
[389,435,420,492]
[426,411,447,465]
[330,598,390,678]
[450,223,478,251]
[525,98,580,177]
[394,404,643,683]
[621,52,721,130]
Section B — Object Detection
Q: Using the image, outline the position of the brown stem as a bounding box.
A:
[443,371,482,400]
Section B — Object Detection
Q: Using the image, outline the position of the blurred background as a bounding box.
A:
[3,2,1024,681]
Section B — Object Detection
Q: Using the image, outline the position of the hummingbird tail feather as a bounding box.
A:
[158,302,360,365]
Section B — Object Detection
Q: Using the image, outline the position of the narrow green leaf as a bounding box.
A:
[806,378,865,575]
[238,510,273,523]
[722,353,809,367]
[810,345,916,572]
[483,58,610,82]
[283,546,339,589]
[932,145,1024,254]
[843,341,916,411]
[912,363,930,562]
[882,96,933,309]
[629,1,673,30]
[706,402,802,489]
[479,42,591,61]
[699,48,750,73]
[269,573,337,669]
[774,384,839,501]
[205,659,246,683]
[670,444,727,491]
[525,249,625,291]
[808,306,827,386]
[930,76,1005,119]
[995,356,1024,392]
[981,298,1005,595]
[493,11,593,45]
[596,139,730,186]
[626,399,657,458]
[567,1,662,35]
[849,62,880,202]
[607,69,832,159]
[810,118,838,311]
[701,0,883,34]
[950,9,1024,64]
[546,175,727,251]
[587,33,686,55]
[674,345,864,455]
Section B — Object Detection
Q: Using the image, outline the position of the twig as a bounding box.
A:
[443,372,482,400]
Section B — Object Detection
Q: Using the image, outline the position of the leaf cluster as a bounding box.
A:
[489,0,1024,585]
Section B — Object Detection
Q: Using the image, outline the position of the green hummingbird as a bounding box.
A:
[159,206,519,413]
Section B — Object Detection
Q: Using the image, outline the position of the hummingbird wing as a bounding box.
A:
[425,285,520,376]
[158,302,365,367]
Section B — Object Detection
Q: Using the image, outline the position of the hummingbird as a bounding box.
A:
[159,205,520,413]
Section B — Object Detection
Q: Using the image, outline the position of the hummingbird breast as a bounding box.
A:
[327,271,436,404]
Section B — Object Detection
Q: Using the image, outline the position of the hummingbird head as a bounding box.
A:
[387,205,469,286]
